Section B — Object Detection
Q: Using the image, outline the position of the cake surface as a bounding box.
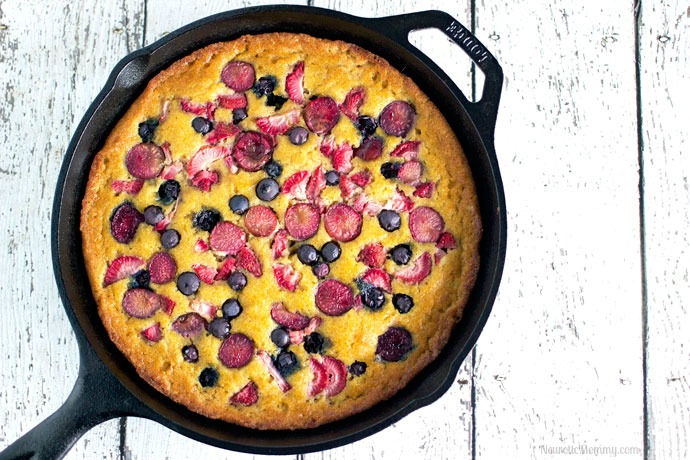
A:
[80,33,481,430]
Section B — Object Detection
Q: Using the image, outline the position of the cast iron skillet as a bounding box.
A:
[1,5,505,459]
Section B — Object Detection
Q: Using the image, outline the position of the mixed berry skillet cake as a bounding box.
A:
[80,33,481,430]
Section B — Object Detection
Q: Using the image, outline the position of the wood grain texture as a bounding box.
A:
[0,0,144,459]
[639,1,690,458]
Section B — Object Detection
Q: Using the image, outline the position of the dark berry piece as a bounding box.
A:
[288,126,309,145]
[193,209,221,232]
[393,293,414,313]
[378,210,401,232]
[270,327,291,348]
[303,332,325,354]
[312,262,330,278]
[380,162,402,179]
[390,244,412,265]
[354,136,384,161]
[325,170,340,186]
[355,115,377,137]
[252,75,276,96]
[232,108,248,124]
[177,271,200,296]
[376,326,413,362]
[361,286,385,310]
[266,93,288,110]
[144,205,164,225]
[228,271,247,291]
[256,178,280,201]
[192,117,213,134]
[273,350,299,377]
[233,131,274,172]
[297,244,319,266]
[349,360,367,376]
[229,195,250,215]
[320,241,341,263]
[218,333,255,368]
[222,298,243,319]
[158,180,180,205]
[198,367,219,387]
[264,160,283,179]
[182,345,199,363]
[208,317,232,339]
[303,97,340,134]
[379,100,416,137]
[129,269,150,289]
[171,313,207,338]
[110,202,144,244]
[138,118,159,143]
[160,229,180,249]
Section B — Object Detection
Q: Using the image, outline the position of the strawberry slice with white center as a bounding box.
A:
[306,164,326,202]
[322,356,347,397]
[395,252,432,284]
[214,257,237,281]
[289,316,322,345]
[398,160,424,186]
[273,263,302,291]
[256,110,301,135]
[338,174,361,200]
[190,299,218,321]
[413,181,435,198]
[390,140,421,160]
[154,197,179,232]
[270,302,310,330]
[244,205,278,237]
[160,161,183,180]
[111,179,144,195]
[409,206,445,243]
[281,170,309,200]
[331,142,353,174]
[141,323,162,342]
[230,381,259,406]
[103,255,146,287]
[258,350,292,393]
[352,192,383,217]
[436,232,457,251]
[206,121,241,145]
[319,135,337,158]
[209,221,246,256]
[161,141,173,164]
[338,87,365,121]
[236,246,263,277]
[186,145,230,178]
[192,264,218,285]
[308,358,328,397]
[356,242,386,268]
[285,61,305,105]
[217,93,247,110]
[190,170,219,191]
[350,169,372,187]
[180,98,208,116]
[194,239,209,252]
[384,188,415,213]
[361,268,392,292]
[271,229,289,259]
[159,99,171,123]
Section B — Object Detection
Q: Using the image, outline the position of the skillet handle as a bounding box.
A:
[369,10,503,147]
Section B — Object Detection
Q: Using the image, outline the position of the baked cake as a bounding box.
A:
[80,33,481,430]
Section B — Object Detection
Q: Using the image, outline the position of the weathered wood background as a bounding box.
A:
[0,0,687,458]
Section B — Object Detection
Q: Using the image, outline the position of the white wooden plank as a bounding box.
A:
[639,1,690,458]
[472,1,645,458]
[0,0,144,459]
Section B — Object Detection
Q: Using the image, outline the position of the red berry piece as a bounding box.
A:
[352,192,383,217]
[160,295,176,315]
[244,205,278,237]
[257,350,292,393]
[190,170,220,191]
[256,110,301,135]
[273,263,302,291]
[186,145,229,178]
[221,60,255,91]
[111,178,144,195]
[141,323,163,342]
[331,143,354,174]
[303,96,340,134]
[122,288,161,319]
[350,169,373,188]
[306,165,326,202]
[192,263,218,285]
[103,255,146,287]
[436,232,458,251]
[190,299,218,321]
[125,143,165,179]
[356,242,385,268]
[308,358,328,397]
[281,170,310,200]
[194,239,209,252]
[409,206,445,243]
[171,312,207,338]
[148,252,177,284]
[218,333,255,368]
[398,160,423,186]
[214,257,237,281]
[338,174,360,200]
[413,181,435,198]
[236,246,263,277]
[284,203,321,241]
[384,188,415,213]
[285,61,306,105]
[324,203,362,242]
[110,202,144,244]
[315,279,355,316]
[180,99,208,116]
[379,100,416,137]
[209,221,246,256]
[270,302,310,330]
[206,121,241,146]
[376,326,413,362]
[361,268,392,292]
[322,356,347,397]
[390,140,421,161]
[338,87,365,121]
[271,229,289,259]
[394,252,432,284]
[354,136,383,161]
[230,381,259,406]
[217,93,247,110]
[232,131,274,172]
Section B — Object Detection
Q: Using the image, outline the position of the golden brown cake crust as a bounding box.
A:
[80,33,481,430]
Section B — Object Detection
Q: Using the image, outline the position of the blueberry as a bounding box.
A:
[144,205,164,225]
[198,367,219,387]
[378,210,401,232]
[349,360,367,376]
[312,262,330,278]
[361,286,386,310]
[273,350,299,377]
[177,271,200,296]
[288,127,309,145]
[266,93,287,110]
[355,115,377,137]
[390,244,412,265]
[221,298,243,319]
[160,229,180,249]
[264,160,283,179]
[232,108,248,124]
[256,178,280,201]
[325,170,340,186]
[297,244,319,266]
[380,162,402,179]
[158,180,180,204]
[138,118,159,143]
[193,209,221,232]
[270,327,290,348]
[192,117,213,134]
[228,271,247,291]
[252,76,277,96]
[130,270,150,289]
[208,317,231,339]
[320,241,341,263]
[182,344,199,363]
[229,195,250,215]
[393,293,414,314]
[303,332,325,354]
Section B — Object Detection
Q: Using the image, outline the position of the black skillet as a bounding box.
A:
[0,5,505,459]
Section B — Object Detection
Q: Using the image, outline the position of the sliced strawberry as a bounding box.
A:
[319,135,337,157]
[285,61,305,105]
[230,381,259,406]
[308,358,328,396]
[111,179,144,195]
[390,140,421,160]
[338,174,361,200]
[350,169,372,187]
[122,288,161,319]
[110,202,144,243]
[209,221,246,256]
[413,181,435,198]
[315,279,355,316]
[395,252,432,284]
[192,263,218,285]
[281,170,310,200]
[322,356,347,397]
[232,131,274,172]
[171,312,207,338]
[289,316,322,345]
[398,160,423,186]
[352,192,383,217]
[141,323,162,342]
[356,242,385,268]
[160,99,171,123]
[409,206,445,243]
[218,333,255,368]
[434,248,447,265]
[273,263,302,291]
[271,229,289,259]
[160,141,173,164]
[256,110,301,135]
[206,121,241,145]
[237,246,262,277]
[190,299,218,321]
[221,60,256,91]
[224,153,238,174]
[303,96,340,134]
[125,143,165,179]
[244,206,278,237]
[194,239,209,252]
[153,197,179,232]
[180,99,207,115]
[191,170,220,191]
[270,302,310,330]
[103,256,146,287]
[186,145,229,178]
[436,232,457,251]
[257,350,291,393]
[361,268,392,292]
[217,93,247,110]
[214,257,237,281]
[148,252,177,284]
[160,295,176,315]
[306,164,326,202]
[324,203,362,242]
[338,87,365,121]
[284,203,320,241]
[384,188,415,213]
[160,161,183,180]
[379,100,416,137]
[353,136,383,161]
[332,142,354,174]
